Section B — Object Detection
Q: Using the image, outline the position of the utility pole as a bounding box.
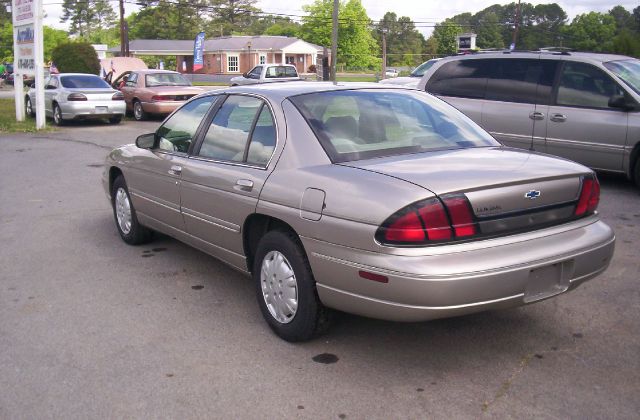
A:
[330,0,338,82]
[381,27,388,80]
[511,0,521,50]
[119,0,126,56]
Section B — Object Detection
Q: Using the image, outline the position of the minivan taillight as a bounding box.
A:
[376,195,478,246]
[575,175,600,216]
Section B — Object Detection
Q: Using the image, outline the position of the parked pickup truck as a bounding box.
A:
[230,64,300,86]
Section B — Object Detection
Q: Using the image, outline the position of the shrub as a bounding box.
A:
[51,42,100,74]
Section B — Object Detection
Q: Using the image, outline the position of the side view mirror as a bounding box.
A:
[242,72,248,78]
[136,133,156,149]
[608,94,637,111]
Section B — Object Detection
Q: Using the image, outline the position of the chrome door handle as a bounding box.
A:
[529,111,545,121]
[550,113,567,122]
[168,165,182,175]
[235,179,254,191]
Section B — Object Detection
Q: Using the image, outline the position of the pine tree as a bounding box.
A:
[60,0,117,38]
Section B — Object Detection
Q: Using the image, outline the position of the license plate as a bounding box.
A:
[524,261,571,303]
[95,106,108,114]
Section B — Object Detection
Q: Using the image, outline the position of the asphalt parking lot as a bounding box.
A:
[1,120,639,419]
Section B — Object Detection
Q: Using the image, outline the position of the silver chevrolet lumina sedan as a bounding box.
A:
[102,82,615,342]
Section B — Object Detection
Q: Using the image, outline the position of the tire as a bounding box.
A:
[253,230,331,342]
[634,158,640,188]
[109,115,123,124]
[133,100,146,121]
[111,175,153,245]
[52,103,64,126]
[25,96,35,117]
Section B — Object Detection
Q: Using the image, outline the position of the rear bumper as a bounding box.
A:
[141,101,184,114]
[303,217,615,322]
[60,101,126,119]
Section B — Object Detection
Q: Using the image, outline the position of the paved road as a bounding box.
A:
[1,121,639,419]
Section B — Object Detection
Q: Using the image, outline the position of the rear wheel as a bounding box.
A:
[253,230,331,342]
[133,100,146,121]
[634,158,640,187]
[25,96,35,117]
[111,175,153,245]
[52,103,64,126]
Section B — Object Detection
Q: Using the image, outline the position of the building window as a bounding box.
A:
[228,55,239,72]
[259,54,266,65]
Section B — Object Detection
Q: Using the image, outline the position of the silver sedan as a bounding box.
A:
[26,73,126,125]
[102,82,615,342]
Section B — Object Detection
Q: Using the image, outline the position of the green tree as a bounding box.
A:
[43,27,70,61]
[0,21,13,62]
[128,1,205,40]
[60,0,117,38]
[51,42,101,74]
[609,5,633,34]
[374,13,426,66]
[563,12,616,52]
[208,0,259,35]
[475,12,504,49]
[430,21,463,55]
[300,0,379,69]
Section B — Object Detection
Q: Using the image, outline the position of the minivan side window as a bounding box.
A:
[485,59,558,105]
[426,60,488,99]
[556,62,626,109]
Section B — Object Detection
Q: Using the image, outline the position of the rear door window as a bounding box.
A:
[426,60,488,99]
[485,59,558,104]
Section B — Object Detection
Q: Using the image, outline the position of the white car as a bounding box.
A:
[385,68,399,78]
[230,64,300,86]
[380,59,442,88]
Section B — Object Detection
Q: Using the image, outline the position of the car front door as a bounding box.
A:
[44,75,59,116]
[544,61,629,171]
[125,96,217,231]
[119,72,137,110]
[180,94,278,269]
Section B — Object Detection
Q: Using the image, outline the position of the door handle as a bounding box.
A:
[168,165,182,176]
[529,111,545,121]
[550,113,567,122]
[235,179,254,191]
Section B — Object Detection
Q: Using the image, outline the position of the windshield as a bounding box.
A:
[145,73,191,87]
[410,59,438,77]
[61,75,111,89]
[290,89,498,163]
[604,59,640,95]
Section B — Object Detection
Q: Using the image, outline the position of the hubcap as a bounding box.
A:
[26,99,32,114]
[134,103,142,119]
[115,187,132,235]
[260,251,298,324]
[54,106,61,124]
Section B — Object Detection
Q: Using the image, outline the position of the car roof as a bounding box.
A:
[205,81,412,101]
[56,73,103,77]
[439,51,633,64]
[133,69,181,74]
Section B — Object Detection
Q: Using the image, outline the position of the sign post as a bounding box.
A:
[12,0,45,129]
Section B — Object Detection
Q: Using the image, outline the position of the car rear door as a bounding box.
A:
[180,94,278,269]
[543,61,629,171]
[125,96,217,231]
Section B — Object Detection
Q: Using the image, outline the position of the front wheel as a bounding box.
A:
[111,175,153,245]
[133,100,146,121]
[253,230,331,342]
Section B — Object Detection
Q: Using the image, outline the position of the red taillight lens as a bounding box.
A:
[442,195,477,237]
[67,93,87,101]
[377,195,477,245]
[575,176,600,216]
[151,95,175,101]
[112,92,124,100]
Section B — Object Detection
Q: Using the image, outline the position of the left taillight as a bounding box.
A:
[112,92,124,100]
[574,175,600,216]
[67,93,87,101]
[376,194,478,246]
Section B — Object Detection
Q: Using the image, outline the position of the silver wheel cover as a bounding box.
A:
[260,250,298,324]
[53,106,61,124]
[26,98,32,114]
[134,102,142,119]
[115,187,132,235]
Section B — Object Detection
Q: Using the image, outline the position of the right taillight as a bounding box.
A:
[575,175,600,216]
[376,195,477,246]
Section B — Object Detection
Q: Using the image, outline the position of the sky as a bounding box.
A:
[41,0,639,38]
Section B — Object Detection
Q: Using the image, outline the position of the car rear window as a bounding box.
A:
[60,75,111,89]
[290,89,498,163]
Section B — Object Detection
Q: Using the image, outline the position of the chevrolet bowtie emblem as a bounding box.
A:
[524,190,541,199]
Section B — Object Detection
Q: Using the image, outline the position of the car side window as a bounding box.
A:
[248,66,262,79]
[155,96,216,153]
[198,95,273,165]
[485,59,558,105]
[48,77,59,89]
[426,60,488,99]
[556,62,626,109]
[125,73,137,87]
[246,106,276,166]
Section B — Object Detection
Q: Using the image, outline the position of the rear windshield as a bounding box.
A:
[265,66,297,78]
[604,59,640,95]
[145,72,190,87]
[61,75,111,89]
[290,89,498,163]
